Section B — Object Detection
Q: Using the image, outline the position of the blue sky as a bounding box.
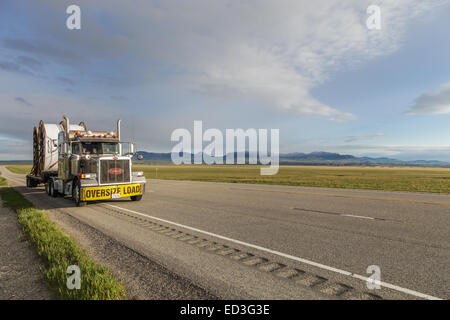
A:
[1,0,450,161]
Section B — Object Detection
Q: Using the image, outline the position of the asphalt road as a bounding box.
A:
[1,166,449,300]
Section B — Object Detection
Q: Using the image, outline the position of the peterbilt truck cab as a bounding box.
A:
[46,116,146,206]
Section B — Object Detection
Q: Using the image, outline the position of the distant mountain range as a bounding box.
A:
[133,151,450,167]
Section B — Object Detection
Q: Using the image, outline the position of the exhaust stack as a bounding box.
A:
[63,115,70,138]
[117,119,121,141]
[117,119,122,155]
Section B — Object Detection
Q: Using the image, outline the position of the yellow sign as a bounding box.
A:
[82,183,143,201]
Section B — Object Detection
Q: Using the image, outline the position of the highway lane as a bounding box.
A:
[1,166,449,299]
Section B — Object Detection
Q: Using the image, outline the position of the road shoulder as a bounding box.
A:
[0,197,54,300]
[44,205,217,300]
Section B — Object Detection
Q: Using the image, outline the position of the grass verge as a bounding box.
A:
[0,183,126,300]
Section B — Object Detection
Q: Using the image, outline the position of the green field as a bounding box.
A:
[5,164,450,193]
[136,165,450,193]
[6,165,31,174]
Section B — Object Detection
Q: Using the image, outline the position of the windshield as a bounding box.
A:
[80,142,119,155]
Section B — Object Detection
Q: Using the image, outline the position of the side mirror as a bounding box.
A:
[137,154,143,160]
[124,143,136,157]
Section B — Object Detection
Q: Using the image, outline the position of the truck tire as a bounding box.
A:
[26,177,30,188]
[72,183,86,207]
[130,195,143,201]
[50,180,58,197]
[45,183,51,196]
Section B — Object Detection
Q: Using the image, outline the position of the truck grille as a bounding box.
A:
[100,159,130,184]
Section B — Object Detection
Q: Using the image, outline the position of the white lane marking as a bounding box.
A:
[292,207,382,221]
[341,214,375,220]
[105,203,442,300]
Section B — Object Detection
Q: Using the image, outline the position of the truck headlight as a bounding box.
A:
[81,173,97,179]
[134,171,144,177]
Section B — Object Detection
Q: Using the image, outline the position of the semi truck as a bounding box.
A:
[26,115,146,206]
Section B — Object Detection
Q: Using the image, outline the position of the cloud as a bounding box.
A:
[345,133,384,143]
[0,56,42,76]
[1,0,449,160]
[406,82,450,114]
[0,91,159,160]
[14,96,32,106]
[0,60,33,75]
[57,76,76,86]
[0,61,21,72]
[2,0,447,122]
[2,38,83,67]
[16,55,43,69]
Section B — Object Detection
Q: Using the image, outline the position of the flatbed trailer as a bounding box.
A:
[26,172,56,188]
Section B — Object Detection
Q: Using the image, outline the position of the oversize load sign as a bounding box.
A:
[83,184,143,201]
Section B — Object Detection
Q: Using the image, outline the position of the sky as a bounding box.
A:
[0,0,450,161]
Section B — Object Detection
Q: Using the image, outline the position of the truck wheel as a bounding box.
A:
[45,183,51,196]
[130,195,143,201]
[50,181,58,197]
[26,177,30,188]
[72,183,86,207]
